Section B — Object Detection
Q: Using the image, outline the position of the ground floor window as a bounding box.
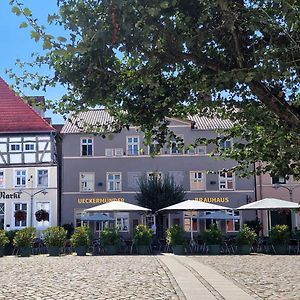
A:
[204,211,221,230]
[35,202,50,229]
[115,213,129,232]
[0,203,4,230]
[226,210,240,232]
[14,203,27,228]
[184,211,198,232]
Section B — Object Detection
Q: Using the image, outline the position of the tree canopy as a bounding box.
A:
[8,0,300,178]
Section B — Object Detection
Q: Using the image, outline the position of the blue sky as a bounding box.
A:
[0,0,65,124]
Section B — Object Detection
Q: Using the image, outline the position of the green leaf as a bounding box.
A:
[11,6,21,16]
[57,36,67,43]
[23,8,32,16]
[19,22,28,29]
[30,31,40,42]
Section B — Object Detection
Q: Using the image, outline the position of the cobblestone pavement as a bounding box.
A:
[0,255,180,300]
[193,254,300,300]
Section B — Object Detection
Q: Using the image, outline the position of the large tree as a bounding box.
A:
[9,0,300,177]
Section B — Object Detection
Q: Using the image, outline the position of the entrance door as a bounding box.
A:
[0,203,4,230]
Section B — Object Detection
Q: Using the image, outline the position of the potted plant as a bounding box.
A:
[134,224,153,255]
[236,224,257,255]
[102,228,120,255]
[13,227,36,257]
[0,230,9,257]
[203,224,223,255]
[70,226,92,256]
[166,225,186,255]
[43,226,67,256]
[35,209,49,222]
[269,224,290,254]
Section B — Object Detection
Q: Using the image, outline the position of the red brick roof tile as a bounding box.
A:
[0,77,55,133]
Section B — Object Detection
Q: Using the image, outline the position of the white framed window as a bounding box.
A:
[15,170,27,187]
[219,139,233,150]
[204,211,221,231]
[37,169,48,187]
[81,138,93,156]
[184,211,198,232]
[24,143,35,152]
[219,171,234,190]
[115,148,124,156]
[80,172,95,192]
[196,146,206,155]
[9,143,21,152]
[14,203,27,228]
[149,142,161,155]
[0,170,4,188]
[107,172,122,191]
[190,171,205,190]
[35,202,50,229]
[0,203,5,230]
[170,135,184,154]
[226,210,240,232]
[105,148,114,157]
[115,213,129,232]
[271,175,286,185]
[147,172,163,180]
[127,136,139,156]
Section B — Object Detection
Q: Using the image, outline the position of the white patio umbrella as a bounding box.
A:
[85,201,151,212]
[236,198,300,232]
[85,201,151,230]
[159,200,231,240]
[236,198,300,210]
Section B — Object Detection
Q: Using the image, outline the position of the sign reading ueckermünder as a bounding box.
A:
[194,197,229,203]
[78,197,125,204]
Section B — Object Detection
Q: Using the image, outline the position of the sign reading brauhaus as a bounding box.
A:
[194,197,230,203]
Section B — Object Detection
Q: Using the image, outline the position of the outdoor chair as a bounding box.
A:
[256,237,273,253]
[222,238,236,255]
[32,238,46,255]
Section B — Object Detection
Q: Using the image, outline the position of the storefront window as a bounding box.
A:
[14,203,27,228]
[184,211,198,232]
[115,213,129,232]
[35,202,50,229]
[226,210,240,232]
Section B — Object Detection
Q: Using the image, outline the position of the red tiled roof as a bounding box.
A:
[0,77,55,133]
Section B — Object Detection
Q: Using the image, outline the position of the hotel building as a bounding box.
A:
[0,78,59,231]
[61,109,255,236]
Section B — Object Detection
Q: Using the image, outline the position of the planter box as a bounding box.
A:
[237,245,251,255]
[75,246,87,256]
[105,245,118,255]
[137,245,149,255]
[48,246,61,257]
[208,244,221,255]
[19,246,31,257]
[172,245,185,255]
[274,244,287,255]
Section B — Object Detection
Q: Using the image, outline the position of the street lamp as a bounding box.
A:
[273,183,300,230]
[18,188,48,227]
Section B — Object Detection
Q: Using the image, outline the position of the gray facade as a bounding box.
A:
[61,110,255,235]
